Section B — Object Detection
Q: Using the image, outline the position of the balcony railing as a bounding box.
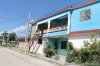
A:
[48,26,67,33]
[36,31,41,35]
[43,30,48,34]
[41,26,67,34]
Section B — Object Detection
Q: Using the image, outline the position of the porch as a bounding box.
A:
[36,14,70,37]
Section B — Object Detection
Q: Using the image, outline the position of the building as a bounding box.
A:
[29,0,100,56]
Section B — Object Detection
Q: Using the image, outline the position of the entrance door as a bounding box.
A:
[54,39,58,49]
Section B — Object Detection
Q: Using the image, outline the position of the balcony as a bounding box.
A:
[43,30,48,34]
[48,26,67,33]
[43,26,67,34]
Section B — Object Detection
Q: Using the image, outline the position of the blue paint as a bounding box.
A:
[48,38,68,56]
[37,1,100,33]
[43,30,67,37]
[37,11,70,25]
[32,1,100,56]
[57,38,68,56]
[71,2,100,32]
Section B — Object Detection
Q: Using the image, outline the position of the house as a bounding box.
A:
[29,0,100,56]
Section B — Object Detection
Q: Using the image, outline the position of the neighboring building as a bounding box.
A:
[29,0,100,56]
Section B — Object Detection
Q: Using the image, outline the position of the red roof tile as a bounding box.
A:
[68,29,100,36]
[30,0,96,24]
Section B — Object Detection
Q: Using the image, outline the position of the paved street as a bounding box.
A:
[0,47,57,66]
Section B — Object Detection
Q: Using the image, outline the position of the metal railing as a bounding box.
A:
[43,26,67,33]
[48,26,67,32]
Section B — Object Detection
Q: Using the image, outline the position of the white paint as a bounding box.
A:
[36,40,48,55]
[36,24,38,30]
[47,20,51,33]
[36,44,44,55]
[48,21,51,29]
[67,14,71,34]
[68,33,100,49]
[30,41,37,52]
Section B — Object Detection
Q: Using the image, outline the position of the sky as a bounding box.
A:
[0,0,88,37]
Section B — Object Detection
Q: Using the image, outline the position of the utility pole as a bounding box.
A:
[25,12,31,43]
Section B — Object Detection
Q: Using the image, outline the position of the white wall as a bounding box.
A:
[36,44,44,55]
[68,33,100,49]
[36,41,47,55]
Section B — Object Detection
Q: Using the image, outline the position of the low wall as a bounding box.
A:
[68,33,100,49]
[18,42,29,52]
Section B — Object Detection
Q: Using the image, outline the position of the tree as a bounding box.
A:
[0,35,2,39]
[2,31,8,46]
[8,32,16,44]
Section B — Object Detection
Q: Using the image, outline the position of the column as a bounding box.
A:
[36,24,38,31]
[67,14,71,34]
[47,20,51,32]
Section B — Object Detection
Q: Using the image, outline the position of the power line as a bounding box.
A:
[0,15,27,19]
[0,16,27,23]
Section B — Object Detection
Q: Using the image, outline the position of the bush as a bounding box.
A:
[66,53,75,63]
[43,44,55,58]
[66,42,75,62]
[66,36,100,64]
[66,42,74,52]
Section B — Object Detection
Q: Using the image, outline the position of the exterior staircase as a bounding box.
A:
[29,31,41,53]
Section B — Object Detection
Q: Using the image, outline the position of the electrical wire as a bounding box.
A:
[0,15,27,19]
[0,15,27,23]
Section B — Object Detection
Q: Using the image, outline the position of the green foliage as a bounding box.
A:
[8,32,16,41]
[66,53,75,63]
[2,31,8,41]
[1,31,17,47]
[0,35,2,39]
[66,42,74,52]
[66,36,100,64]
[17,37,25,42]
[2,31,8,46]
[66,42,75,62]
[43,44,55,58]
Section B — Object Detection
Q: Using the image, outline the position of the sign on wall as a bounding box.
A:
[80,9,91,22]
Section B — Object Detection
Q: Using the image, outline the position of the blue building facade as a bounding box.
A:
[71,0,100,32]
[30,0,100,56]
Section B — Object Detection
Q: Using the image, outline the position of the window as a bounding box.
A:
[55,42,58,49]
[38,39,42,44]
[80,9,91,22]
[61,41,67,49]
[38,36,42,44]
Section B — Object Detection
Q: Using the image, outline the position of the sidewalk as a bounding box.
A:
[0,47,58,66]
[9,47,83,66]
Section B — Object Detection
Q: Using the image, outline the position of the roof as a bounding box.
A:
[29,20,37,24]
[68,29,100,36]
[30,0,96,24]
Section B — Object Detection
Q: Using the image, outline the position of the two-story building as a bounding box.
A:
[29,0,100,56]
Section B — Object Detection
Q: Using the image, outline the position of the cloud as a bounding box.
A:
[0,25,28,37]
[0,32,3,34]
[11,25,27,33]
[9,25,28,37]
[0,32,3,35]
